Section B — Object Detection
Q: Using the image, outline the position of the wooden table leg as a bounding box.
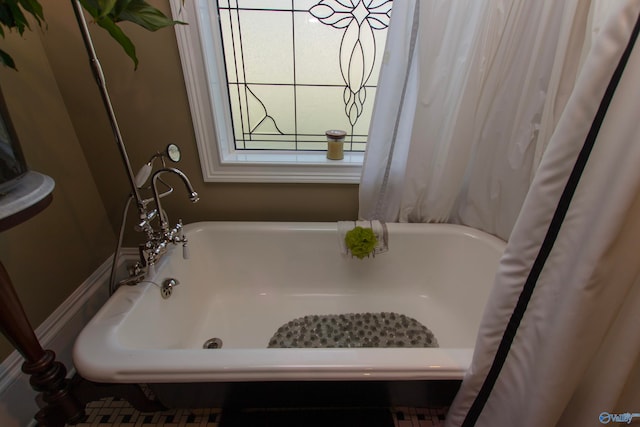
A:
[0,261,85,426]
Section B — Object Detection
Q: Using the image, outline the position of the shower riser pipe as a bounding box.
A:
[69,0,145,216]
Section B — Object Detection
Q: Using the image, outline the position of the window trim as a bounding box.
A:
[170,0,363,184]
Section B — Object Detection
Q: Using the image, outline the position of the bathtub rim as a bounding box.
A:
[74,344,476,383]
[180,220,506,249]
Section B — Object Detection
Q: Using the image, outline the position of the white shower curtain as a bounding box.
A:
[360,0,595,240]
[446,1,640,425]
[362,1,640,426]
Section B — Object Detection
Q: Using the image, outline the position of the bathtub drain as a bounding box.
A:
[203,338,223,349]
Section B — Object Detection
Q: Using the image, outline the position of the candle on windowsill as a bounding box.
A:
[326,129,347,160]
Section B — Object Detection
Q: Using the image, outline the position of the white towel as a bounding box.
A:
[337,220,388,258]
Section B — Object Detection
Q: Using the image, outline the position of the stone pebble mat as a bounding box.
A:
[268,312,438,348]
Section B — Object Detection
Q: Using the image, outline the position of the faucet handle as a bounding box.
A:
[182,242,190,260]
[173,219,190,259]
[135,208,158,233]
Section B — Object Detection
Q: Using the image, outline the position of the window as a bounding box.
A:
[171,0,392,183]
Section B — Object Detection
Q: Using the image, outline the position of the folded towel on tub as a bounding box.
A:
[337,220,388,258]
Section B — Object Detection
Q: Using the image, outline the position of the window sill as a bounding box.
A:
[201,150,363,184]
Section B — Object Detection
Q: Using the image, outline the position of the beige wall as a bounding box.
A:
[0,24,114,360]
[41,1,360,248]
[1,1,358,360]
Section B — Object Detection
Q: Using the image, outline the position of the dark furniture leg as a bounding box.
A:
[0,187,159,423]
[0,260,85,426]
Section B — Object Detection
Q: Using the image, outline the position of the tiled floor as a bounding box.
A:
[73,398,220,426]
[70,397,448,426]
[392,407,448,427]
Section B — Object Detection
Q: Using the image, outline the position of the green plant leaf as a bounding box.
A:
[113,0,134,17]
[78,0,100,16]
[17,0,44,26]
[115,0,184,31]
[0,48,17,70]
[0,0,45,70]
[95,15,139,69]
[2,0,185,70]
[5,1,29,34]
[0,6,13,28]
[97,0,117,18]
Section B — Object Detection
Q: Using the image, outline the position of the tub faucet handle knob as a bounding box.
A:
[182,242,189,259]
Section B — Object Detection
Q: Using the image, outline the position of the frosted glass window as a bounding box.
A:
[217,0,392,152]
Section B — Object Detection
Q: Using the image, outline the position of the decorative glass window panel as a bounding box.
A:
[217,0,393,152]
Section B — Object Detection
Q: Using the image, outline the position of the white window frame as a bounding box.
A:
[170,0,364,184]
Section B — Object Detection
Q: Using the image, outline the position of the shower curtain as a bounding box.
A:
[360,0,596,240]
[362,1,640,426]
[446,2,640,426]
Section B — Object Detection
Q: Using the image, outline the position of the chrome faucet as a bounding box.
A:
[136,167,199,270]
[109,145,200,294]
[151,167,199,232]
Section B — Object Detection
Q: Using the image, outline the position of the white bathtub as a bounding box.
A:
[73,222,504,384]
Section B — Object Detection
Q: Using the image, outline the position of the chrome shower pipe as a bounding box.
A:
[70,0,145,214]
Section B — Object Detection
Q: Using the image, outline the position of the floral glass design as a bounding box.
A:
[216,0,392,152]
[309,0,392,126]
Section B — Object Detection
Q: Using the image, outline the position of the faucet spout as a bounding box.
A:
[151,167,199,231]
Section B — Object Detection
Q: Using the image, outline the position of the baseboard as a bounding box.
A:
[0,249,136,427]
